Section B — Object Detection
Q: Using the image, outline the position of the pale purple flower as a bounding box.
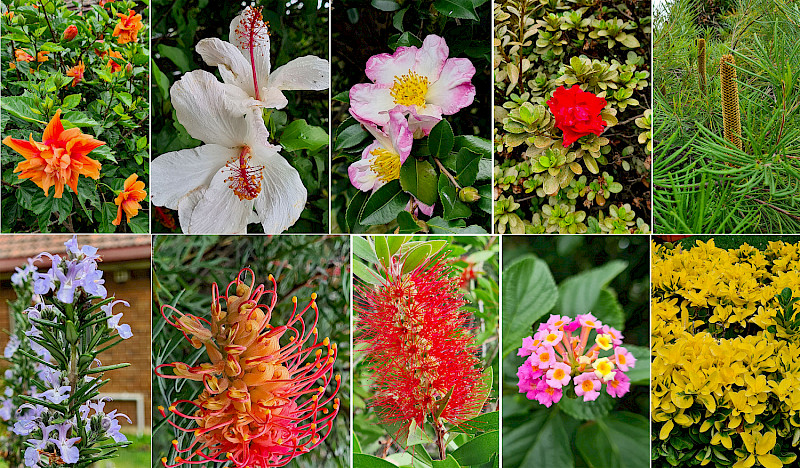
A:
[102,409,131,443]
[11,258,37,286]
[4,335,20,358]
[41,385,71,405]
[48,422,80,464]
[350,34,475,134]
[12,404,45,436]
[64,235,100,262]
[102,300,133,339]
[24,424,54,468]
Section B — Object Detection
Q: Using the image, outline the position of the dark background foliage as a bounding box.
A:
[151,235,350,468]
[150,0,330,233]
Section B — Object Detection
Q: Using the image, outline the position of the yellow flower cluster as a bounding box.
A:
[652,240,800,468]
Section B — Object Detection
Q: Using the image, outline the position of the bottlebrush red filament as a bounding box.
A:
[355,257,485,440]
[155,268,340,468]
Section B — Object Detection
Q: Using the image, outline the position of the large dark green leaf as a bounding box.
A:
[451,430,499,466]
[433,0,479,20]
[455,148,481,186]
[502,257,558,357]
[429,120,454,159]
[558,391,615,421]
[346,190,369,232]
[555,261,627,318]
[575,412,650,468]
[360,180,411,225]
[622,344,650,385]
[503,410,574,468]
[438,174,471,220]
[592,288,626,330]
[400,158,438,206]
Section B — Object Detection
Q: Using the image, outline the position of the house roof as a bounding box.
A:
[0,235,151,272]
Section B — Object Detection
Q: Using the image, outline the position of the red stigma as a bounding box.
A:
[234,6,269,100]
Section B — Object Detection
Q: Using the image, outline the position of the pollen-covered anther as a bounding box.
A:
[390,71,430,107]
[223,146,263,202]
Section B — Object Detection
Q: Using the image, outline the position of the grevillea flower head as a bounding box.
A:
[517,313,635,404]
[196,6,329,110]
[355,255,485,441]
[3,109,103,198]
[547,85,608,147]
[349,35,475,136]
[155,268,340,468]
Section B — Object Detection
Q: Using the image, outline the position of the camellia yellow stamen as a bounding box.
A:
[390,71,429,107]
[369,148,401,182]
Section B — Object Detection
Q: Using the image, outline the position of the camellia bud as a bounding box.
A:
[458,186,480,203]
[62,24,78,42]
[65,320,78,345]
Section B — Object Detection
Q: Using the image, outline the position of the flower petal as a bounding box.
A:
[151,144,236,210]
[413,35,449,81]
[184,167,253,234]
[349,83,395,127]
[252,146,306,233]
[425,57,476,115]
[387,110,413,163]
[365,46,418,84]
[171,70,254,147]
[195,38,255,96]
[267,56,329,91]
[228,6,271,94]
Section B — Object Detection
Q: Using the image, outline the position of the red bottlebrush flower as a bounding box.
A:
[355,257,485,441]
[155,268,340,468]
[547,85,608,147]
[62,24,78,41]
[458,262,477,289]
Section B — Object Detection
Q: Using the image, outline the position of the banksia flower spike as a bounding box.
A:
[355,256,486,459]
[155,268,340,468]
[697,38,707,95]
[720,54,742,150]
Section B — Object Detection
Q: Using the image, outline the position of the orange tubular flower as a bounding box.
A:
[15,49,34,62]
[66,61,85,86]
[107,50,124,73]
[112,173,146,226]
[155,268,340,468]
[3,109,104,198]
[36,50,49,62]
[113,9,143,45]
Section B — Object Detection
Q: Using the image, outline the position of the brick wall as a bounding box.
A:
[0,256,151,432]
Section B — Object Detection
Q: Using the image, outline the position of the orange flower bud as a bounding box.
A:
[62,24,78,41]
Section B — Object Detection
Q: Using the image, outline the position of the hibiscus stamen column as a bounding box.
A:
[234,6,269,101]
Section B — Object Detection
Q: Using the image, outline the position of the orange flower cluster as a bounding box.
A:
[2,110,103,198]
[66,61,85,86]
[155,269,340,468]
[112,174,146,226]
[113,9,143,45]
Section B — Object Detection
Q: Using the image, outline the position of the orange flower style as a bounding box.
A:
[66,61,85,86]
[3,109,104,198]
[112,173,146,226]
[113,9,143,45]
[15,49,34,62]
[107,50,124,73]
[36,50,49,62]
[155,269,340,468]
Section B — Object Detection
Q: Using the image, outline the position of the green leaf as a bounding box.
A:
[400,159,438,206]
[1,96,46,124]
[157,44,193,72]
[432,454,461,468]
[335,119,369,151]
[397,211,423,233]
[375,236,391,269]
[354,453,398,468]
[451,431,499,466]
[592,288,625,330]
[390,31,423,49]
[438,174,471,220]
[400,243,431,275]
[280,120,329,153]
[575,412,650,468]
[504,411,574,468]
[455,148,480,186]
[346,190,369,232]
[429,120,454,159]
[452,411,499,435]
[558,391,615,421]
[371,0,400,11]
[62,94,82,110]
[426,217,487,234]
[464,367,493,420]
[433,0,479,20]
[393,7,408,31]
[555,261,627,318]
[354,432,363,454]
[353,236,380,265]
[502,257,558,357]
[387,235,409,255]
[353,259,382,285]
[453,135,491,158]
[360,180,411,225]
[62,111,99,127]
[332,90,350,102]
[622,344,650,385]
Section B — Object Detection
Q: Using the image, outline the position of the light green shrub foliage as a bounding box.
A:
[494,0,651,234]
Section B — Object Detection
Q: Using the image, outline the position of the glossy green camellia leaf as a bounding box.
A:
[575,412,649,468]
[280,119,328,153]
[502,257,558,357]
[451,430,499,466]
[438,174,471,220]
[429,119,454,159]
[335,118,369,151]
[371,0,400,12]
[390,31,423,49]
[400,158,438,206]
[433,0,479,21]
[346,190,369,232]
[397,211,423,233]
[455,148,481,187]
[426,217,487,234]
[360,180,411,225]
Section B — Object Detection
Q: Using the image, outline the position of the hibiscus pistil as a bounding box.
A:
[234,6,269,101]
[224,146,264,201]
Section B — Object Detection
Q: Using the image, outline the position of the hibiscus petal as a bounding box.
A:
[414,35,449,81]
[349,83,395,127]
[252,147,306,233]
[196,38,255,97]
[185,167,253,234]
[151,144,236,210]
[425,57,476,115]
[171,70,254,147]
[177,188,205,234]
[267,55,329,91]
[365,46,417,84]
[229,7,271,95]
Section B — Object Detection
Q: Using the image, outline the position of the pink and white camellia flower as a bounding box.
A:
[196,6,329,110]
[151,70,305,234]
[349,34,475,134]
[405,197,435,217]
[348,110,413,192]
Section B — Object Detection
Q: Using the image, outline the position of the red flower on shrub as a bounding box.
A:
[547,85,607,147]
[15,49,34,62]
[62,24,78,41]
[107,50,123,73]
[66,61,85,86]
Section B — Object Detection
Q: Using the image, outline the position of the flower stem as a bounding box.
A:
[434,417,447,461]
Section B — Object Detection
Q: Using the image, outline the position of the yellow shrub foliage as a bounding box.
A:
[652,240,800,468]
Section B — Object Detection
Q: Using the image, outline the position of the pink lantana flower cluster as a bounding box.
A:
[347,35,476,216]
[517,313,636,407]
